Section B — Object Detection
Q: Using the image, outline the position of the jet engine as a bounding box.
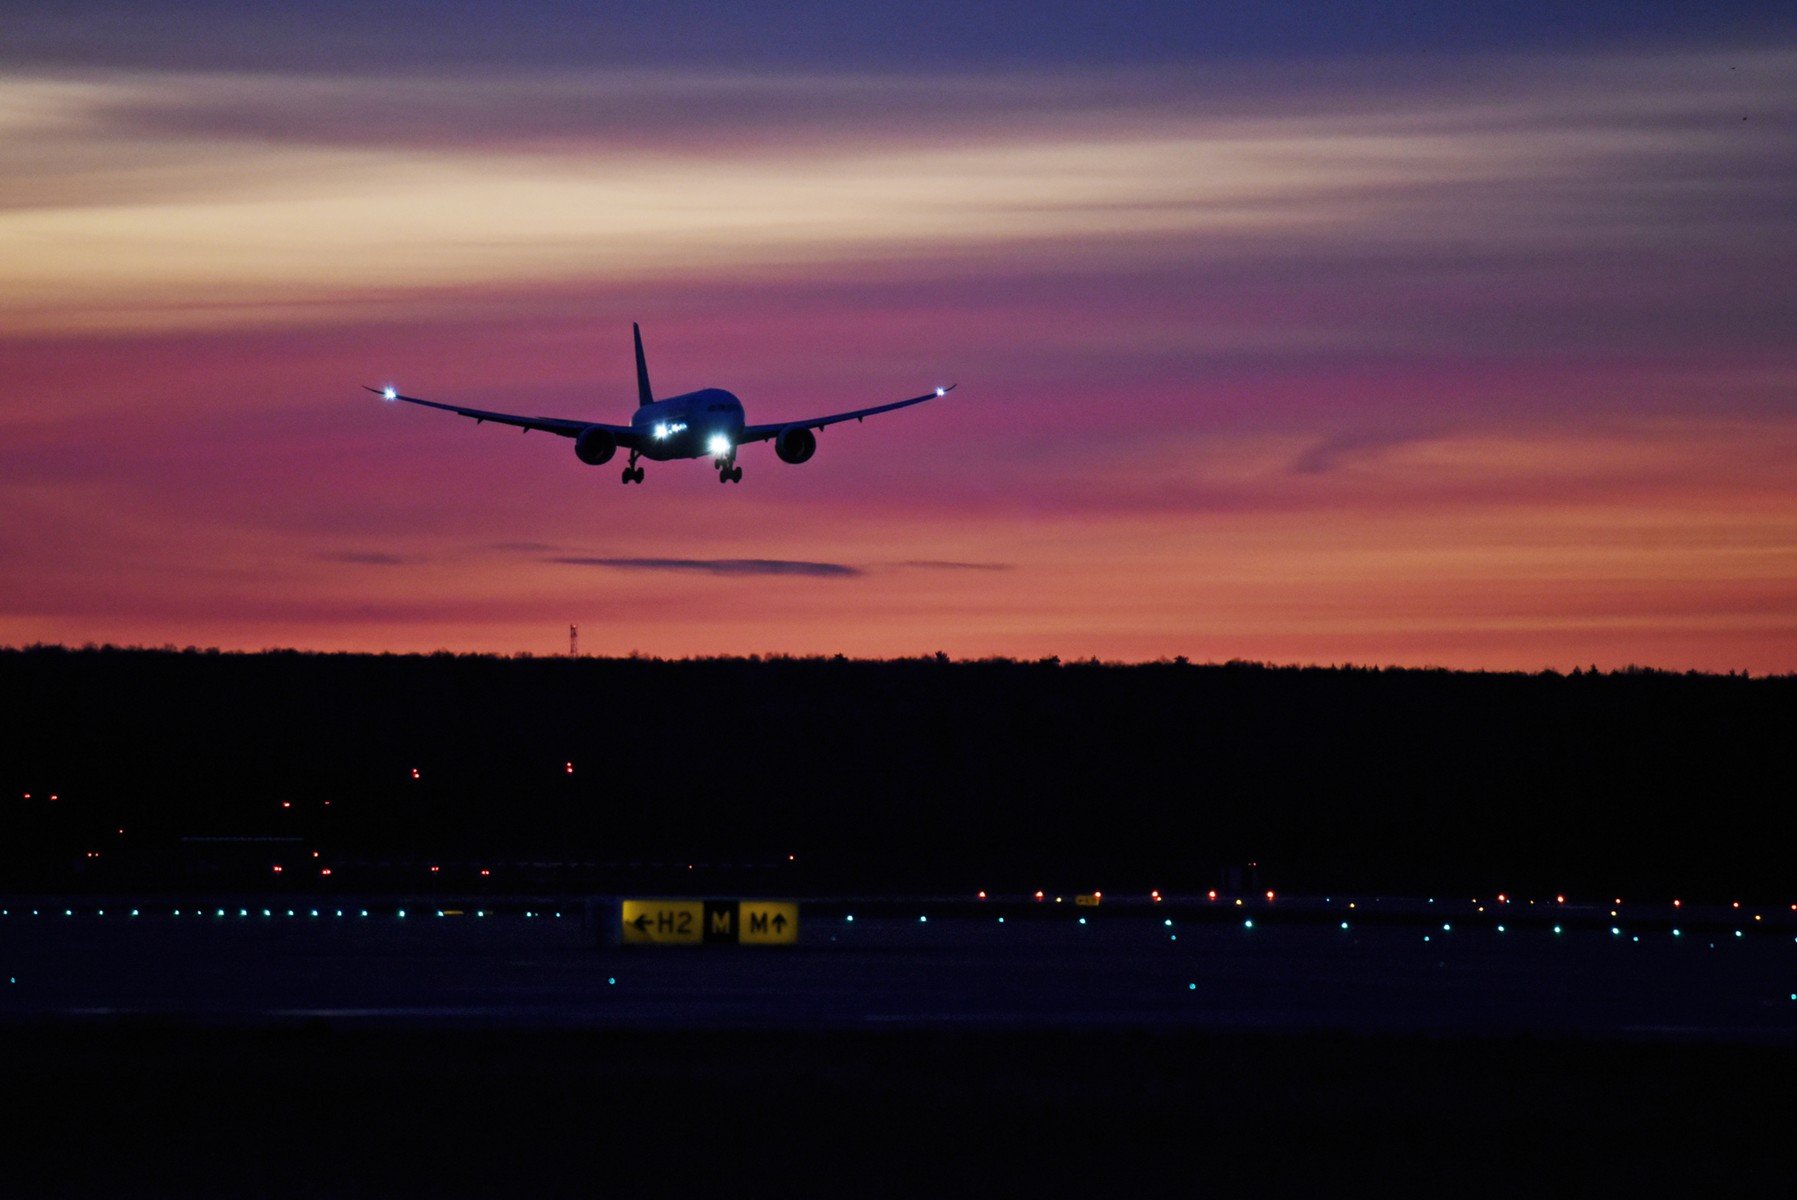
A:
[775,425,817,464]
[574,426,616,465]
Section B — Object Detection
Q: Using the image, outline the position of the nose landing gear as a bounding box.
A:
[715,456,742,484]
[621,452,644,484]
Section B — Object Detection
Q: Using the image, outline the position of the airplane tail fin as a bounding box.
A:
[633,322,654,407]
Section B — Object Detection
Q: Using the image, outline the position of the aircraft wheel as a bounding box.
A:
[718,468,731,484]
[730,467,743,483]
[632,467,645,483]
[621,467,632,485]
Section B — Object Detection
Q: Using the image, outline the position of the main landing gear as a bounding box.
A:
[716,457,742,484]
[621,453,644,484]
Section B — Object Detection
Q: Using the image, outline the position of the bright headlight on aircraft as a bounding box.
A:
[707,434,731,456]
[382,386,397,401]
[653,423,669,439]
[935,386,946,397]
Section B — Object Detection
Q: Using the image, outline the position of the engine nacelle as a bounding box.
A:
[775,425,817,464]
[574,426,616,465]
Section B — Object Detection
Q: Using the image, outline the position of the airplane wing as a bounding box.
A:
[365,386,639,444]
[736,384,956,444]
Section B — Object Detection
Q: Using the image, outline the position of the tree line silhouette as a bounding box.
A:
[4,645,1792,899]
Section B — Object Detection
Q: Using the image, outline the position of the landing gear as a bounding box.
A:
[621,454,644,484]
[715,459,742,484]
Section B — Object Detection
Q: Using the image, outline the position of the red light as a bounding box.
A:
[1207,890,1217,901]
[788,854,796,862]
[564,762,573,774]
[1733,901,1741,909]
[1034,891,1045,901]
[1614,898,1622,905]
[49,794,58,802]
[21,793,29,800]
[411,769,420,779]
[311,850,319,858]
[320,868,332,877]
[281,801,291,809]
[1151,891,1162,902]
[272,865,283,874]
[977,891,987,900]
[1674,899,1682,907]
[1266,890,1276,902]
[1556,894,1565,904]
[480,869,490,877]
[1094,891,1103,900]
[1497,893,1507,904]
[429,865,439,873]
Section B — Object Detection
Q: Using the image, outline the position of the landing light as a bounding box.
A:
[382,386,397,401]
[653,423,669,439]
[935,386,946,397]
[707,434,732,457]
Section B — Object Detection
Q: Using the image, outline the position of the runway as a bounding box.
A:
[4,893,1793,1040]
[5,892,1795,1195]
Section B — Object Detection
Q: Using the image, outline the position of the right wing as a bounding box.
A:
[737,384,957,444]
[366,386,639,444]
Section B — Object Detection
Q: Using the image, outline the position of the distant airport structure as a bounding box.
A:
[369,324,955,484]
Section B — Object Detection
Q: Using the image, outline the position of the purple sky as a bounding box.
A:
[2,4,1793,669]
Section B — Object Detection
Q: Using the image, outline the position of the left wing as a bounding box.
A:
[737,384,956,444]
[365,386,637,443]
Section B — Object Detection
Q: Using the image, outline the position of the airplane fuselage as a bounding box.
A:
[630,387,746,461]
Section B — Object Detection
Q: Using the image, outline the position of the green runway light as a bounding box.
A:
[1188,983,1196,990]
[846,915,854,922]
[1553,925,1562,934]
[1243,919,1253,929]
[1341,922,1349,930]
[130,909,138,917]
[1079,917,1087,925]
[1611,927,1620,935]
[609,978,616,986]
[360,910,368,917]
[1497,925,1506,932]
[919,915,927,923]
[398,909,407,918]
[1673,929,1681,936]
[1442,924,1450,931]
[1164,919,1173,927]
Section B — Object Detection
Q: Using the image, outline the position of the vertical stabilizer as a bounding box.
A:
[633,322,654,407]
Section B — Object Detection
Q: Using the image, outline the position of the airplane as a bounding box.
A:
[367,323,955,484]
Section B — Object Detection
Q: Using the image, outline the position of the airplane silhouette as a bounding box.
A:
[369,323,955,484]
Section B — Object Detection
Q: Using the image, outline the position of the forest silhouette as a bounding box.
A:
[5,646,1791,899]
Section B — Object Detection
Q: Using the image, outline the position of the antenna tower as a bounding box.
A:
[569,624,578,658]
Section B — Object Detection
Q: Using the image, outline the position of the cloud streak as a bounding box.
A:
[549,557,862,578]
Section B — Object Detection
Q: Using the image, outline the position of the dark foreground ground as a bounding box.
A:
[3,895,1793,1195]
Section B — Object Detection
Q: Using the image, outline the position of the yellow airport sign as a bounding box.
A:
[620,899,799,946]
[620,899,705,945]
[1075,893,1102,907]
[738,901,799,945]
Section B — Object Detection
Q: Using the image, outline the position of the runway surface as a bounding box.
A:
[4,893,1793,1040]
[6,893,1795,1196]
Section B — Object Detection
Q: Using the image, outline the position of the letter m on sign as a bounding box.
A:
[702,899,737,943]
[749,911,769,935]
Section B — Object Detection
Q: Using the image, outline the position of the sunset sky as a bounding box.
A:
[3,2,1793,670]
